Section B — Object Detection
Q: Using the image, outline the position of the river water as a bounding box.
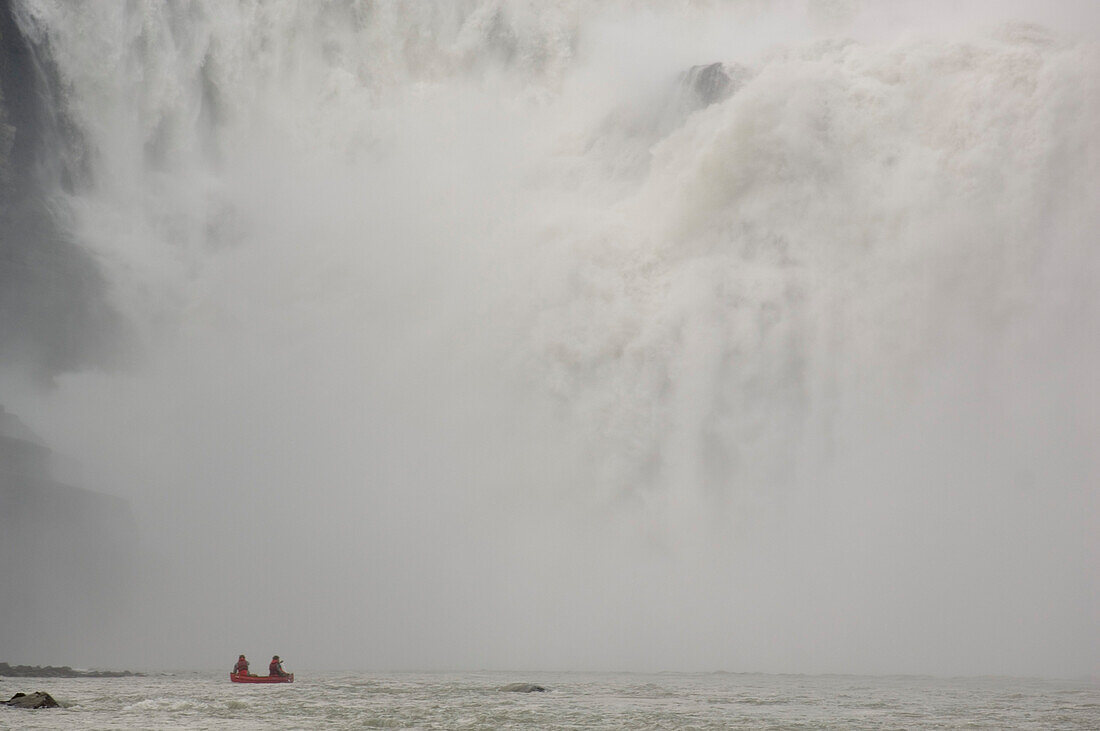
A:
[2,671,1098,729]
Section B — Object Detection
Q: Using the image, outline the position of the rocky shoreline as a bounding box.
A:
[0,662,140,678]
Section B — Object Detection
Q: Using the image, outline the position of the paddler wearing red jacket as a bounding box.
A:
[234,655,250,675]
[269,655,288,677]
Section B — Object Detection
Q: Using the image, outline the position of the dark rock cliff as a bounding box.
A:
[0,1,137,665]
[0,0,124,380]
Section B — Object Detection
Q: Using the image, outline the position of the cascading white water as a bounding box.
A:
[4,0,1098,674]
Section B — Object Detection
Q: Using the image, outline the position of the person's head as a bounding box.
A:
[272,655,279,660]
[239,655,245,659]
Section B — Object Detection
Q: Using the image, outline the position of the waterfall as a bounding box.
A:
[2,0,1097,674]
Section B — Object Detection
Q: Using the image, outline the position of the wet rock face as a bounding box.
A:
[499,682,547,692]
[683,62,733,107]
[0,0,125,378]
[679,62,755,110]
[2,691,59,708]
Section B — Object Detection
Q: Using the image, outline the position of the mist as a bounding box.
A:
[0,0,1097,677]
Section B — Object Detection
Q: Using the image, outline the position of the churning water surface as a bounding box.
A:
[3,671,1099,730]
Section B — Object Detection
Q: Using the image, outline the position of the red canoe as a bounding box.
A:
[230,671,294,683]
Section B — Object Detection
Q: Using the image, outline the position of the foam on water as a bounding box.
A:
[4,672,1099,730]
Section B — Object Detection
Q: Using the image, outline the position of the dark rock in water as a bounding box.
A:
[2,691,59,708]
[500,682,547,692]
[0,662,139,678]
[678,62,754,110]
[683,62,733,107]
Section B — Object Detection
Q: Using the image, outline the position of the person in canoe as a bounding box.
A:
[233,655,251,676]
[269,655,289,677]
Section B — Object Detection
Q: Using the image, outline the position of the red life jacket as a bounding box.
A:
[234,658,249,674]
[270,659,282,675]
